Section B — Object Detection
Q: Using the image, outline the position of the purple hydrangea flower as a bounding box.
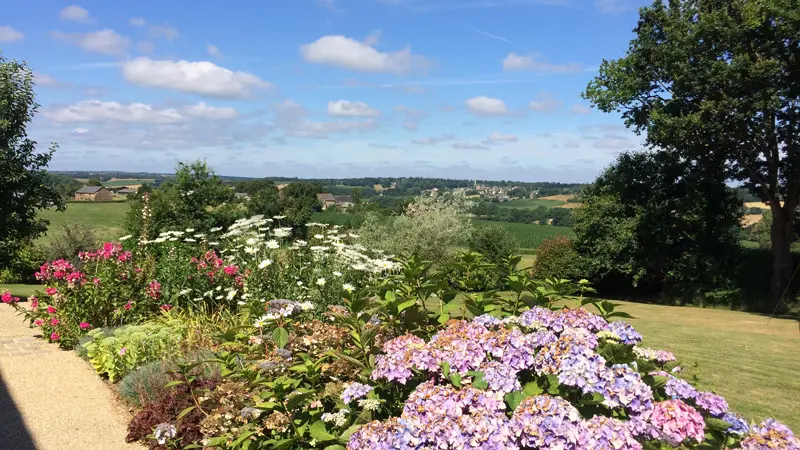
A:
[371,334,432,384]
[552,308,609,333]
[664,375,698,401]
[480,360,521,395]
[473,314,503,327]
[341,382,373,404]
[607,321,643,345]
[740,418,800,450]
[511,395,583,450]
[596,364,654,414]
[694,391,729,417]
[580,415,643,450]
[401,381,517,449]
[518,306,557,329]
[721,412,750,435]
[346,418,421,450]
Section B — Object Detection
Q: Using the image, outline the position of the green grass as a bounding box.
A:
[495,198,566,209]
[618,300,800,430]
[37,202,130,245]
[472,219,574,249]
[102,179,154,187]
[0,283,40,299]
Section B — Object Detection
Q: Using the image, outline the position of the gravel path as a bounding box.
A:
[0,304,141,450]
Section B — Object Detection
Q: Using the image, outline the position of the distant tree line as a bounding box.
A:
[471,202,576,227]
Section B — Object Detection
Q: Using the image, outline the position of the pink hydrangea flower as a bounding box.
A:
[648,399,705,445]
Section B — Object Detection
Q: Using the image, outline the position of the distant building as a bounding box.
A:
[117,188,136,195]
[234,192,251,201]
[317,193,337,210]
[334,195,354,209]
[74,186,113,202]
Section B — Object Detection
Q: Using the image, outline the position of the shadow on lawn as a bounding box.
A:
[0,370,37,450]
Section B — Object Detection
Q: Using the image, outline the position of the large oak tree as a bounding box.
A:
[584,0,800,297]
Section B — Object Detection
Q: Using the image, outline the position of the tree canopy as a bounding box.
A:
[583,0,800,296]
[0,53,63,268]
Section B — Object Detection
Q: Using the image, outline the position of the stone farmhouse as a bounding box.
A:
[74,186,113,202]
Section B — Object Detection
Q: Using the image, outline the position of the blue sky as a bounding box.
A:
[1,0,648,181]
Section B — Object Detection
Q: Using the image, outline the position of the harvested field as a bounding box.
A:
[742,214,764,227]
[555,202,582,209]
[539,194,572,202]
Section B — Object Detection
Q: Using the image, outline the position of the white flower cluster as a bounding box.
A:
[321,409,349,427]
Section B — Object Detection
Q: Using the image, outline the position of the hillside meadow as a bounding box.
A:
[37,202,130,245]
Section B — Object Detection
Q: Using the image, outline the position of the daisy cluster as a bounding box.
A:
[349,307,799,449]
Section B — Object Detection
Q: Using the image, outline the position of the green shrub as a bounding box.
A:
[0,243,45,283]
[467,223,519,263]
[118,351,220,408]
[532,236,585,281]
[43,223,97,262]
[79,320,187,382]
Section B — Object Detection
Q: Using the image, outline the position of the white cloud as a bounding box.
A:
[272,100,377,139]
[395,105,426,130]
[121,57,271,98]
[71,127,90,134]
[0,26,24,43]
[44,100,237,124]
[453,142,489,150]
[207,44,223,58]
[465,96,509,116]
[411,134,455,145]
[571,104,592,115]
[529,93,563,112]
[301,35,430,74]
[484,132,518,144]
[33,72,64,87]
[502,52,582,72]
[328,100,381,117]
[59,5,91,22]
[52,29,131,56]
[593,133,629,149]
[137,41,154,53]
[128,17,178,40]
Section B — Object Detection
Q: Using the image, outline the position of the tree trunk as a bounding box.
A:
[769,206,794,298]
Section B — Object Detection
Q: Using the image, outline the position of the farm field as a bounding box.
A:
[472,219,574,251]
[495,198,567,209]
[102,178,154,187]
[37,202,129,245]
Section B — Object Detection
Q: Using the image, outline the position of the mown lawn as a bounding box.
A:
[37,202,130,245]
[0,284,40,299]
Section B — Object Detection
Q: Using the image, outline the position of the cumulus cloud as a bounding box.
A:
[452,142,489,150]
[32,72,68,88]
[0,26,23,42]
[52,29,131,56]
[502,52,582,73]
[59,5,91,22]
[207,44,222,58]
[483,132,518,144]
[411,134,455,145]
[465,96,509,116]
[570,104,592,115]
[128,17,178,40]
[43,100,237,124]
[529,93,563,113]
[300,35,430,74]
[121,57,271,98]
[272,100,377,139]
[328,100,381,117]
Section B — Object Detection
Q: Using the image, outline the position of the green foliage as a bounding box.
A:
[79,320,187,382]
[118,351,220,408]
[43,223,97,262]
[0,53,64,270]
[573,151,742,292]
[0,243,44,283]
[532,236,585,281]
[583,0,800,296]
[124,160,238,239]
[467,223,519,264]
[358,193,473,267]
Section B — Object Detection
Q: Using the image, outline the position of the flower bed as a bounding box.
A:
[3,214,798,449]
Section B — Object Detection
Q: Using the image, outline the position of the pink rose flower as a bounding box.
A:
[79,322,91,330]
[50,317,60,326]
[45,287,58,296]
[50,332,60,341]
[46,306,56,314]
[34,319,44,327]
[30,296,39,308]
